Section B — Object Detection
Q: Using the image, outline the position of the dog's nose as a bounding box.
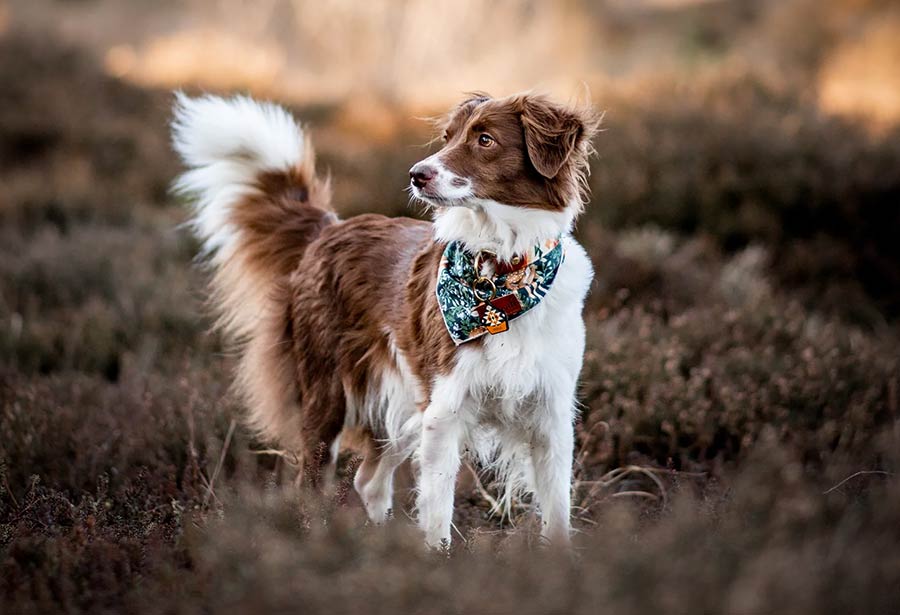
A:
[409,164,437,189]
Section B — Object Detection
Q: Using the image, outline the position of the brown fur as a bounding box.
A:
[436,93,599,211]
[285,215,468,473]
[207,93,596,481]
[212,143,335,454]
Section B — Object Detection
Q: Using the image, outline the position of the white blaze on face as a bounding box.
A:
[409,154,473,203]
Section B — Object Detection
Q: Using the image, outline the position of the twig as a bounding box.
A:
[249,448,301,466]
[572,515,598,527]
[203,419,237,509]
[464,461,503,514]
[577,420,609,457]
[641,467,707,477]
[197,472,220,507]
[575,464,693,507]
[611,490,659,500]
[450,519,466,544]
[574,421,609,472]
[823,470,895,495]
[2,472,19,510]
[638,467,668,504]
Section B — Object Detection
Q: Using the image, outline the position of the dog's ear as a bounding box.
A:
[521,97,590,179]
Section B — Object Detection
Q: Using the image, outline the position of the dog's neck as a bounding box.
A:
[432,198,576,262]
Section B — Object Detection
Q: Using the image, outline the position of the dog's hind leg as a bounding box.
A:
[297,381,346,488]
[354,438,409,523]
[353,366,421,523]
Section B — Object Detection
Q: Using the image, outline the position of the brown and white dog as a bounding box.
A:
[172,92,599,547]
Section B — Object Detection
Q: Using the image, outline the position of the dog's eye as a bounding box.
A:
[442,131,450,142]
[477,133,495,147]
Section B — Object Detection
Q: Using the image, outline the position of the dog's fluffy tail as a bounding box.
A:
[172,93,334,446]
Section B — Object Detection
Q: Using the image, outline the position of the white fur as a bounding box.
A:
[433,198,577,262]
[414,236,591,547]
[171,93,304,258]
[352,231,592,547]
[343,338,424,452]
[410,154,578,262]
[173,94,591,547]
[342,339,423,522]
[410,155,475,203]
[384,148,589,547]
[354,445,408,523]
[408,150,588,545]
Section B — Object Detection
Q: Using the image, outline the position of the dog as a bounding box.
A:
[172,91,598,548]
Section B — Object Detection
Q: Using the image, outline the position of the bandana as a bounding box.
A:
[435,237,565,344]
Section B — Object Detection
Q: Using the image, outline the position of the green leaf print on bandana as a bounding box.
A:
[435,237,565,344]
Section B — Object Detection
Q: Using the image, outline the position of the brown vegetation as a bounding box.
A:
[2,7,900,612]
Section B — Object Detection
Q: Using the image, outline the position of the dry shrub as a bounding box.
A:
[7,437,898,615]
[579,228,898,474]
[0,36,178,233]
[0,363,232,614]
[2,28,900,615]
[3,220,898,613]
[0,223,209,378]
[588,69,900,317]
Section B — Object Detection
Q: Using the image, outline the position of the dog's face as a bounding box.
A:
[409,93,597,212]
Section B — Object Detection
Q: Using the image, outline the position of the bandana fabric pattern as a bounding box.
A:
[435,237,565,344]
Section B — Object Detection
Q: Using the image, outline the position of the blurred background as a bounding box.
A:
[2,1,900,613]
[5,0,900,317]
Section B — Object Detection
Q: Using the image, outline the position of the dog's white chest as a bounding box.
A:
[452,237,593,419]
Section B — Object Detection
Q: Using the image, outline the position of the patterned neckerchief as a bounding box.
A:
[435,237,565,344]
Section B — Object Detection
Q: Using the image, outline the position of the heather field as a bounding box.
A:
[3,1,900,613]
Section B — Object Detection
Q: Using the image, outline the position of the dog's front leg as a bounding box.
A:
[531,393,577,547]
[416,401,464,548]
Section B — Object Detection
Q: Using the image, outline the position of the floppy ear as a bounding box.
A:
[521,97,586,179]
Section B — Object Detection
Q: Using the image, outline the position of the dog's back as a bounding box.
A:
[284,214,456,474]
[172,95,453,484]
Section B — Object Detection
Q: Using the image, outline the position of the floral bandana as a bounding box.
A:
[435,237,565,344]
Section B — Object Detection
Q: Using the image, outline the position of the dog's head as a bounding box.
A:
[409,93,599,214]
